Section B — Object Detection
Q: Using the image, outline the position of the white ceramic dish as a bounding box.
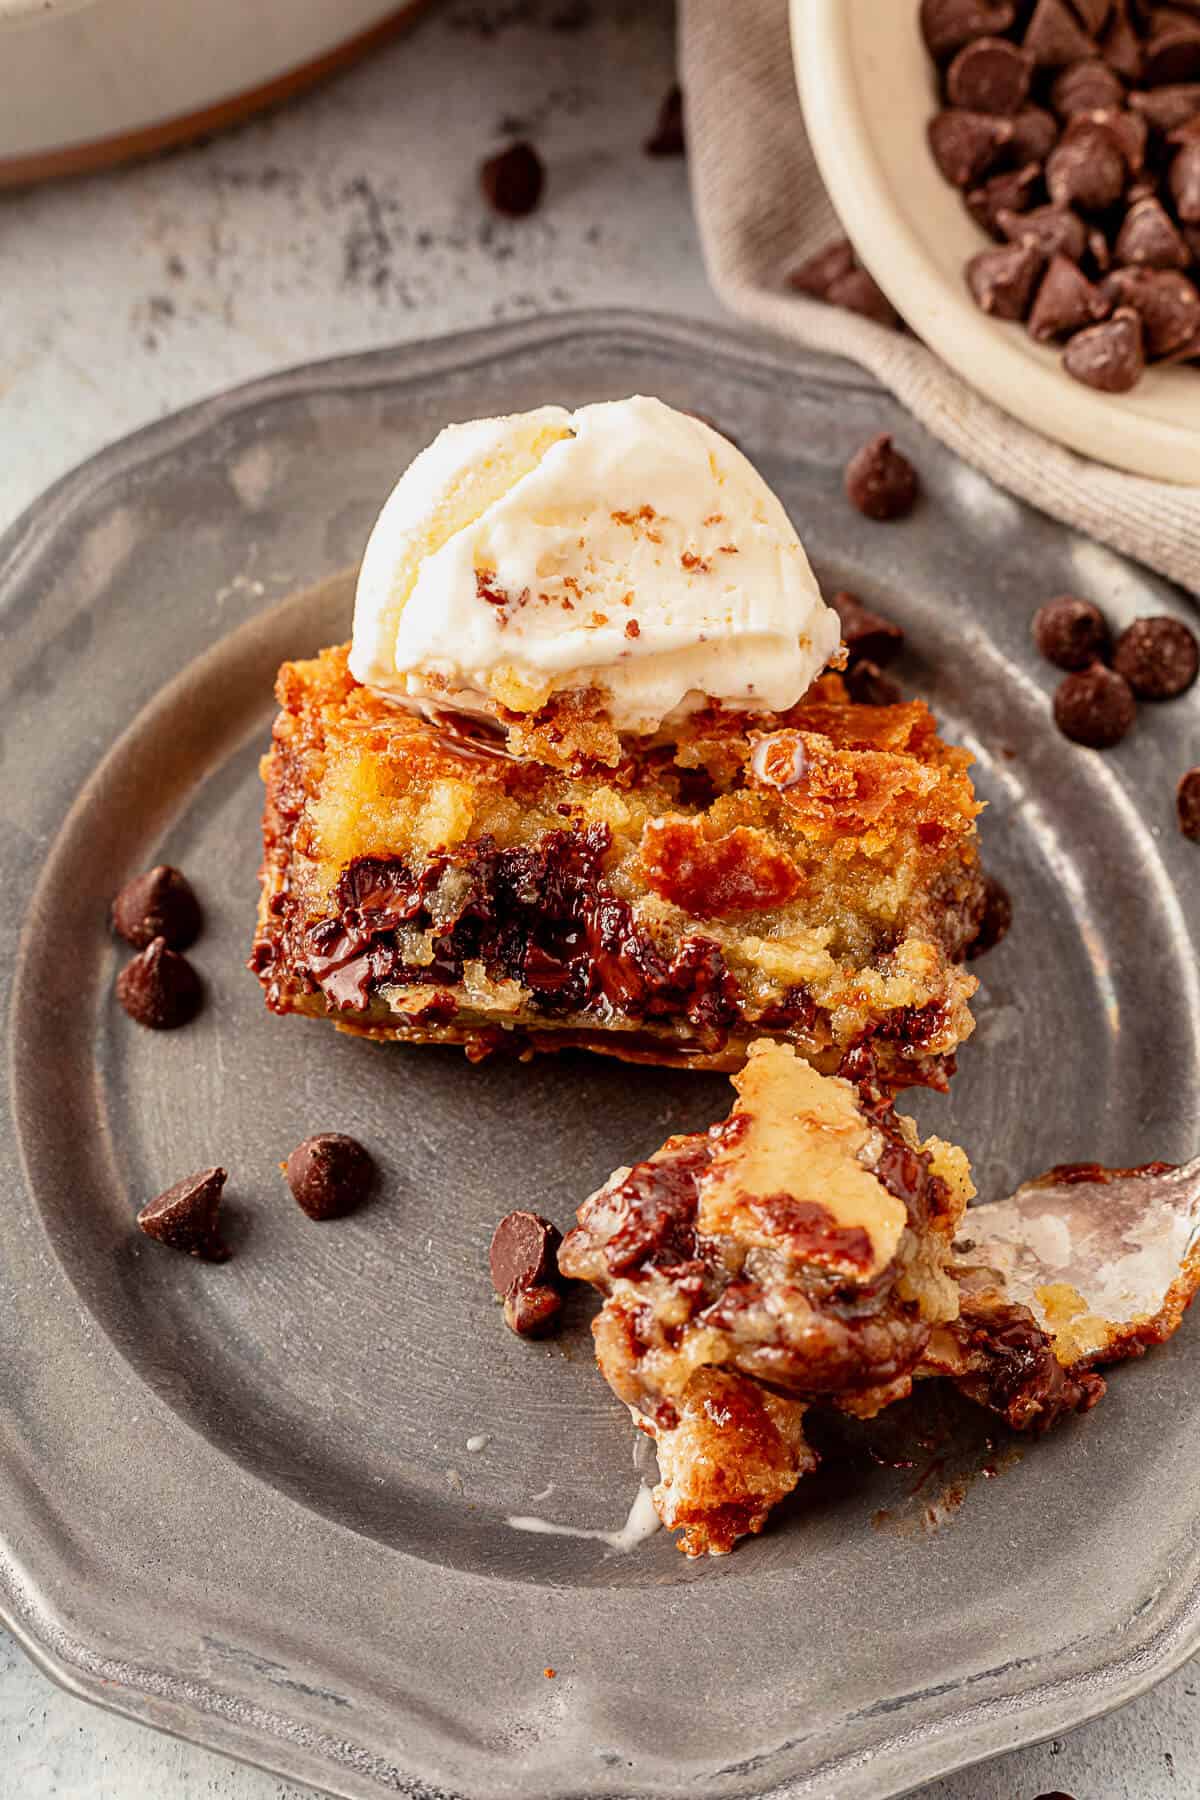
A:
[791,0,1200,486]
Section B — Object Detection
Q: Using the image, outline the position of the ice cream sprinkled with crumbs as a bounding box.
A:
[349,395,840,735]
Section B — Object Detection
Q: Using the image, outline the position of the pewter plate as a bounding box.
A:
[1,312,1198,1800]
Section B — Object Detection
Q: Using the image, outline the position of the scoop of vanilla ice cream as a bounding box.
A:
[349,395,839,734]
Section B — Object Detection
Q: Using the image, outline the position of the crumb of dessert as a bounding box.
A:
[117,936,203,1029]
[964,870,1012,959]
[112,864,202,950]
[844,435,920,522]
[644,83,684,157]
[1178,767,1200,841]
[479,140,544,217]
[283,1133,374,1220]
[559,1041,975,1554]
[252,647,985,1083]
[1112,616,1199,701]
[490,1210,564,1337]
[1052,664,1136,748]
[137,1168,230,1261]
[1032,595,1110,672]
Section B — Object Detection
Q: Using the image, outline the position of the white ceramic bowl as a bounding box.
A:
[791,0,1200,485]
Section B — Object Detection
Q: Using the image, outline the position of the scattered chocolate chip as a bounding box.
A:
[1102,266,1200,354]
[137,1167,229,1261]
[1053,663,1137,745]
[824,265,901,328]
[966,871,1014,958]
[1051,58,1126,114]
[1170,140,1200,218]
[1062,304,1145,387]
[999,201,1087,259]
[116,936,202,1029]
[1033,594,1112,668]
[844,660,904,705]
[1142,21,1200,86]
[1028,252,1111,337]
[1008,104,1061,160]
[1086,104,1148,169]
[928,108,1015,185]
[1102,7,1144,81]
[1128,82,1200,130]
[844,434,920,521]
[1024,0,1097,66]
[1046,120,1128,208]
[832,590,905,665]
[490,1210,564,1339]
[111,864,202,951]
[1177,766,1200,839]
[1112,615,1199,697]
[1115,192,1190,264]
[1070,0,1111,34]
[645,83,685,157]
[920,0,1017,60]
[967,163,1042,236]
[786,238,856,297]
[967,238,1045,317]
[480,141,544,217]
[283,1133,375,1220]
[948,34,1034,110]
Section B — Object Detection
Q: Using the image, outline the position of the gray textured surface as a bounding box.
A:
[1,3,1199,1797]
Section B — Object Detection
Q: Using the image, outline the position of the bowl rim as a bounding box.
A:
[790,0,1200,488]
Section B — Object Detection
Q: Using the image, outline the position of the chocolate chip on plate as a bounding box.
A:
[844,434,920,521]
[283,1133,375,1220]
[1114,194,1190,267]
[928,109,1015,186]
[832,590,905,665]
[137,1168,229,1261]
[1046,120,1128,210]
[844,659,904,706]
[116,936,202,1029]
[1023,0,1096,68]
[645,83,685,157]
[947,35,1034,111]
[1112,616,1199,699]
[966,871,1014,959]
[1062,305,1145,389]
[489,1210,564,1338]
[966,238,1045,318]
[1178,767,1200,840]
[1033,594,1111,669]
[1053,664,1137,747]
[999,201,1087,261]
[111,863,202,951]
[479,140,544,217]
[1028,253,1110,338]
[919,0,1017,62]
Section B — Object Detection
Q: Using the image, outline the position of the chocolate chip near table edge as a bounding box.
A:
[1178,768,1200,841]
[479,140,544,217]
[844,434,920,521]
[1112,615,1200,700]
[111,863,202,951]
[490,1210,564,1339]
[137,1168,230,1261]
[1032,594,1111,669]
[1052,664,1137,748]
[284,1133,375,1220]
[116,936,203,1029]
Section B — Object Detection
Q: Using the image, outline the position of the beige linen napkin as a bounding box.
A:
[679,0,1200,599]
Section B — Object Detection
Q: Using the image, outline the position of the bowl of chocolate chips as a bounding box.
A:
[793,0,1200,482]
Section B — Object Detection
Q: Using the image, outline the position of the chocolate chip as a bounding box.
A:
[111,864,202,951]
[480,141,544,217]
[1046,120,1128,208]
[1115,193,1190,264]
[967,163,1042,237]
[999,201,1087,260]
[966,872,1014,958]
[787,238,856,297]
[116,936,202,1029]
[928,109,1015,186]
[1102,6,1144,82]
[1084,105,1147,169]
[844,660,904,705]
[1143,22,1200,87]
[1033,594,1112,668]
[137,1167,229,1261]
[824,266,901,328]
[1112,615,1199,698]
[1062,304,1145,387]
[283,1133,375,1220]
[490,1210,564,1338]
[1024,0,1097,67]
[1069,0,1112,33]
[832,590,905,665]
[1170,141,1200,218]
[1102,267,1200,355]
[1008,104,1061,161]
[920,0,1017,60]
[948,35,1034,111]
[1053,664,1137,746]
[1177,766,1200,839]
[966,238,1045,317]
[645,83,684,156]
[1029,253,1111,337]
[1051,58,1126,114]
[844,434,920,521]
[1128,82,1200,130]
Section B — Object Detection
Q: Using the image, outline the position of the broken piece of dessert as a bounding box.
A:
[252,397,986,1081]
[560,1043,1200,1556]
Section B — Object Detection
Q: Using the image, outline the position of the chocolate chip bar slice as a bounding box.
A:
[558,1040,976,1554]
[251,647,986,1082]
